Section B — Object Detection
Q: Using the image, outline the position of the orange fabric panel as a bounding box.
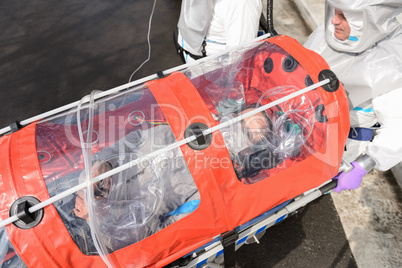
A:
[216,36,350,227]
[0,124,106,268]
[95,72,234,267]
[119,36,350,265]
[269,35,350,171]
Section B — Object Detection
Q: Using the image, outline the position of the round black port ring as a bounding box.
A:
[264,57,274,74]
[282,55,299,73]
[184,122,213,150]
[9,196,44,229]
[318,69,339,92]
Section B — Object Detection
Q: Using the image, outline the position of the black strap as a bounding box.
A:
[9,121,22,133]
[173,28,206,63]
[156,70,165,79]
[201,39,207,57]
[182,48,205,61]
[222,230,238,268]
[173,28,186,64]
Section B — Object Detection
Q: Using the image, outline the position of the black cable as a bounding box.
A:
[267,0,278,36]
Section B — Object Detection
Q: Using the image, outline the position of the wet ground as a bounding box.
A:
[331,170,402,268]
[0,1,357,267]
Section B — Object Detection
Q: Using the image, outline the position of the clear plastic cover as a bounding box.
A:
[31,39,330,266]
[36,86,199,258]
[0,228,26,268]
[255,86,314,158]
[85,136,199,258]
[183,41,325,184]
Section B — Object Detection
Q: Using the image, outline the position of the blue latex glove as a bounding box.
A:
[332,161,367,193]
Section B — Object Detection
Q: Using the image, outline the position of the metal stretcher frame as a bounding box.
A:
[173,156,356,268]
[166,179,337,268]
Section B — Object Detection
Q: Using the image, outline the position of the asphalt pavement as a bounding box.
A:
[0,1,357,267]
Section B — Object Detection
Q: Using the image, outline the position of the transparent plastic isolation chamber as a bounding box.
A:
[0,35,350,267]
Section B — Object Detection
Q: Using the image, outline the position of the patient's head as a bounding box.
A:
[74,161,113,220]
[241,108,270,144]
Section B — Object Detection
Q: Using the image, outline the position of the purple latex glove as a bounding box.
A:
[332,161,367,193]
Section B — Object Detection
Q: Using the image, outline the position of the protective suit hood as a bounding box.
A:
[305,0,402,108]
[325,0,402,53]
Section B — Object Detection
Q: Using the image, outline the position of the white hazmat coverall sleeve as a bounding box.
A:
[205,0,262,55]
[304,0,402,171]
[177,0,214,56]
[367,88,402,171]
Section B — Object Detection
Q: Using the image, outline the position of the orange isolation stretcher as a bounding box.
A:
[0,34,349,268]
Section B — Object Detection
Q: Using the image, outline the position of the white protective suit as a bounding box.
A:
[177,0,262,62]
[304,0,402,171]
[177,0,213,56]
